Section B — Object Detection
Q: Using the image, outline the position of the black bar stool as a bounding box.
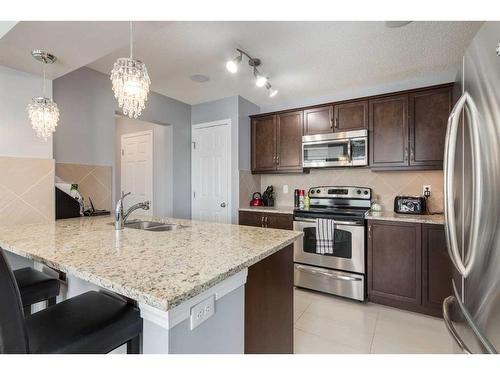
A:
[13,267,60,316]
[0,248,143,354]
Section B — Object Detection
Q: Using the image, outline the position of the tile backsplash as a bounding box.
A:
[56,163,112,211]
[239,170,262,208]
[259,168,444,213]
[0,156,55,226]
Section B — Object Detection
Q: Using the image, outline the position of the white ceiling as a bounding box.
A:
[0,21,167,78]
[1,21,482,111]
[88,21,481,108]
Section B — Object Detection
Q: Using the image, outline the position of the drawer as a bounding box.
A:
[294,263,365,301]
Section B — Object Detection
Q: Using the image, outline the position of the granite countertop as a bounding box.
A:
[0,216,302,311]
[365,210,445,225]
[238,206,294,215]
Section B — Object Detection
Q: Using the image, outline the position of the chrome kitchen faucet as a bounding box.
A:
[115,192,150,230]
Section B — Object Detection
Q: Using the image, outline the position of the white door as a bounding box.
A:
[191,121,231,223]
[121,130,153,215]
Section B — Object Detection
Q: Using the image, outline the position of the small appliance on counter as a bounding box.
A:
[55,182,83,219]
[249,192,264,206]
[393,195,426,214]
[262,185,275,207]
[83,197,111,217]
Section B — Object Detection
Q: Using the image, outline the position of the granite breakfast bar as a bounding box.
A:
[0,215,302,354]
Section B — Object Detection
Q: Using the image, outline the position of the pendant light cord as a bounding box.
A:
[42,63,46,98]
[130,21,133,59]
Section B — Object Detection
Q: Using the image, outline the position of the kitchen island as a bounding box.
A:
[0,215,301,354]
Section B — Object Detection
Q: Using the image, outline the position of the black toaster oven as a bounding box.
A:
[394,196,426,214]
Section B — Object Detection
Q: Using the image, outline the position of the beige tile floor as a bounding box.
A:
[294,288,455,354]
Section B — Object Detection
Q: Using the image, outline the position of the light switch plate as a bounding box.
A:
[283,184,289,194]
[190,295,215,330]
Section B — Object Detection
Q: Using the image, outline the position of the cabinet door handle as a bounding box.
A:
[265,216,268,228]
[276,155,280,164]
[410,144,415,162]
[261,216,265,227]
[335,117,339,128]
[404,144,408,162]
[368,224,371,238]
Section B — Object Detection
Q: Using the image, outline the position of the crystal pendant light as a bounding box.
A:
[27,50,60,140]
[110,22,151,119]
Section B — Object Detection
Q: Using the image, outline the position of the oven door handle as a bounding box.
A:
[294,218,361,226]
[295,265,363,282]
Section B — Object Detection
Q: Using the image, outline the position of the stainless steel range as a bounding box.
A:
[293,186,371,301]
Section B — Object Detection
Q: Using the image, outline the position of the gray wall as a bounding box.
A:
[169,286,244,354]
[53,67,191,219]
[0,65,53,158]
[238,96,260,171]
[191,96,260,223]
[115,116,173,217]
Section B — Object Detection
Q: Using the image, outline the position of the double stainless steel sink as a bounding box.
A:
[118,220,184,232]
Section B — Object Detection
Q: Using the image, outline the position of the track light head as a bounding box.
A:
[264,82,278,97]
[254,68,267,87]
[226,52,242,73]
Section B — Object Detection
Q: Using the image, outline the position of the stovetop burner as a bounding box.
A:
[294,185,372,220]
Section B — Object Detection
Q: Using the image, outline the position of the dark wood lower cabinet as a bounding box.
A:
[239,210,293,230]
[368,220,452,317]
[245,245,293,354]
[422,224,453,317]
[239,210,294,353]
[368,220,422,310]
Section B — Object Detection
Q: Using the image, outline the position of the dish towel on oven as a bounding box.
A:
[315,218,335,254]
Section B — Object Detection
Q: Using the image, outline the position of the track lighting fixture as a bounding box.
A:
[226,48,278,98]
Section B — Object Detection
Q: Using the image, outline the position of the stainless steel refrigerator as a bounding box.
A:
[443,21,500,354]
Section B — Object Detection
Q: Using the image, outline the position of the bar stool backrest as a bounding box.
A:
[0,248,29,354]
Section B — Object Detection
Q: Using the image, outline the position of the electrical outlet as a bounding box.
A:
[283,184,289,194]
[190,295,215,330]
[423,185,431,197]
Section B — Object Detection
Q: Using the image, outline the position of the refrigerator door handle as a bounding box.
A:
[444,91,482,277]
[443,296,472,354]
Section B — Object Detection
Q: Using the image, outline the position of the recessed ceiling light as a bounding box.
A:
[385,21,412,28]
[190,74,210,83]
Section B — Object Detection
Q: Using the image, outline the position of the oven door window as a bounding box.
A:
[303,141,349,165]
[302,226,352,258]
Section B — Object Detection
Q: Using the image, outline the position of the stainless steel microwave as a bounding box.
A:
[302,129,368,168]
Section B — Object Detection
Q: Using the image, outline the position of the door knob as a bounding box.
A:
[220,202,227,208]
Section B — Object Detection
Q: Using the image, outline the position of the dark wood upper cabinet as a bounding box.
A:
[368,220,422,309]
[369,94,409,168]
[303,105,333,135]
[251,115,276,172]
[409,86,452,167]
[277,111,303,171]
[251,111,303,174]
[333,100,368,132]
[250,83,453,173]
[422,224,453,317]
